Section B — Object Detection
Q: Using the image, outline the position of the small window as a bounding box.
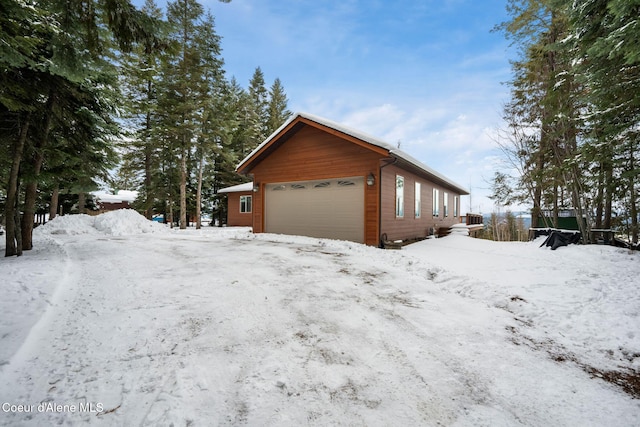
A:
[290,184,306,190]
[272,185,286,191]
[314,181,331,188]
[240,195,252,213]
[415,182,421,218]
[432,188,439,217]
[454,196,459,217]
[338,180,356,186]
[396,175,404,218]
[443,192,449,217]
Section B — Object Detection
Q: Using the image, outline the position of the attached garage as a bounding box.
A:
[234,112,469,246]
[265,177,364,243]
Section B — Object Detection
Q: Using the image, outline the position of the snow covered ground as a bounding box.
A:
[0,210,639,426]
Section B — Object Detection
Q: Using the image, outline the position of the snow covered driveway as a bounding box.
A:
[1,211,639,426]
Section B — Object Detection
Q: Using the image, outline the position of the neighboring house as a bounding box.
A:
[217,182,254,227]
[233,112,469,246]
[92,190,138,213]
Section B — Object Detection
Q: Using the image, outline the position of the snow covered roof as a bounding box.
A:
[237,112,469,195]
[217,182,254,193]
[92,190,138,203]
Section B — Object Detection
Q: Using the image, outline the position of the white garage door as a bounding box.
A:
[265,177,365,243]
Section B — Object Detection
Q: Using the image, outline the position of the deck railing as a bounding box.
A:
[463,213,484,225]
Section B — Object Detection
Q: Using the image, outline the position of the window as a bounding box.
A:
[396,175,404,218]
[415,182,421,218]
[432,188,439,217]
[443,192,449,217]
[454,196,459,217]
[240,195,252,213]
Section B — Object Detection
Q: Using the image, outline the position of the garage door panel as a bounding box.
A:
[265,177,364,243]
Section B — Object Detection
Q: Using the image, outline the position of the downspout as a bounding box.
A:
[378,156,398,248]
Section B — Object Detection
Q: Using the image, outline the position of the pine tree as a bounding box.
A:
[157,0,229,229]
[2,0,162,256]
[496,0,589,239]
[266,78,291,135]
[160,0,206,229]
[569,0,640,243]
[119,0,167,219]
[1,0,56,256]
[248,67,269,144]
[193,11,225,229]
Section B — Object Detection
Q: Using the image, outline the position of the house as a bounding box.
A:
[92,190,138,213]
[217,182,254,227]
[232,112,469,246]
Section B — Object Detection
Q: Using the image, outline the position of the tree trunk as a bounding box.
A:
[196,156,204,229]
[21,180,40,250]
[22,89,57,251]
[49,185,59,221]
[5,113,30,257]
[629,142,638,244]
[144,144,153,219]
[595,161,604,229]
[13,195,23,257]
[144,109,153,220]
[604,163,613,229]
[78,192,86,214]
[168,197,174,229]
[180,148,187,229]
[553,184,559,228]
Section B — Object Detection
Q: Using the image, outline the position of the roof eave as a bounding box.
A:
[236,112,470,196]
[390,150,469,195]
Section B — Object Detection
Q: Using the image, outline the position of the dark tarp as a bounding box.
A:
[540,231,581,250]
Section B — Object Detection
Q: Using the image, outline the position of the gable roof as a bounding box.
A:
[237,112,469,195]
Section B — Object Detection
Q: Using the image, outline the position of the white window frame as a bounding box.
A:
[239,195,252,213]
[454,196,459,217]
[443,192,449,217]
[396,175,404,218]
[415,182,421,218]
[432,188,439,217]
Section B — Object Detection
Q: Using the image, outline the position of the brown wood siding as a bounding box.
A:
[226,192,254,227]
[380,164,462,241]
[247,125,382,245]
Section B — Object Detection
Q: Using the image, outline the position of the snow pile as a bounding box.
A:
[93,209,164,236]
[36,210,166,236]
[35,214,98,235]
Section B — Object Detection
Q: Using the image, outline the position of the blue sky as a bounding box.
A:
[136,0,515,213]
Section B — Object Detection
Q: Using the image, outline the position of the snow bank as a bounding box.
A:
[35,214,98,235]
[93,209,164,236]
[36,210,166,236]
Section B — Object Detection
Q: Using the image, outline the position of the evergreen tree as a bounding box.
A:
[569,0,640,243]
[266,78,291,135]
[119,0,167,219]
[157,0,229,229]
[496,0,640,243]
[160,0,206,229]
[496,0,588,239]
[2,0,162,256]
[193,11,225,229]
[248,67,269,144]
